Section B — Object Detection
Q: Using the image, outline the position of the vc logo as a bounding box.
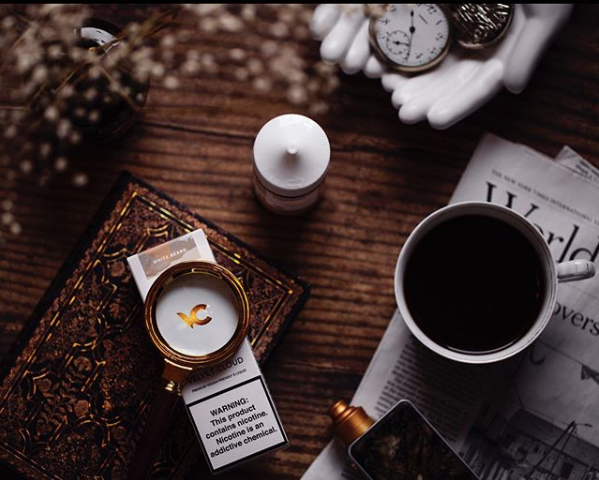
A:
[177,304,212,328]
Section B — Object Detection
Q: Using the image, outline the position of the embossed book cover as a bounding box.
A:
[0,172,309,480]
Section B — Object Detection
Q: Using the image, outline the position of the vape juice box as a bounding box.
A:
[127,230,288,473]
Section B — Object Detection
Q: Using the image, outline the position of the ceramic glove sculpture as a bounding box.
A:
[311,4,573,129]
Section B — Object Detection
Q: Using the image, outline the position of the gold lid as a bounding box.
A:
[329,400,375,447]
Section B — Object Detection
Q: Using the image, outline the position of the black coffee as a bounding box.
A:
[404,214,545,354]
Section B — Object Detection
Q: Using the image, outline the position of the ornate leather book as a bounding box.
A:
[0,172,309,479]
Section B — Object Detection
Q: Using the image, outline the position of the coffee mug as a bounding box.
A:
[395,202,596,364]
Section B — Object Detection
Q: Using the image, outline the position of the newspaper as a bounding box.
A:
[555,146,599,187]
[301,134,599,480]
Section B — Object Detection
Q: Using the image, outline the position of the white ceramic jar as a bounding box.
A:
[253,114,331,215]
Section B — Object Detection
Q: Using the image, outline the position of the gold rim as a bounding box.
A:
[144,261,250,370]
[368,5,452,74]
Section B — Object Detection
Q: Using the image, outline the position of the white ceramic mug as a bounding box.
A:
[394,202,596,364]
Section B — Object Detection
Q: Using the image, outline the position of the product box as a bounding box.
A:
[127,230,288,473]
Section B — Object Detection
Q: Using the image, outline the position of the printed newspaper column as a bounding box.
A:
[127,230,288,473]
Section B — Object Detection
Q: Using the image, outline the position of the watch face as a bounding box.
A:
[370,4,451,73]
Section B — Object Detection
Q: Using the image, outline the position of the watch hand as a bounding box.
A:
[406,8,415,61]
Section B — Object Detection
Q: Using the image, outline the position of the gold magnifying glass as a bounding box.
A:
[127,261,249,480]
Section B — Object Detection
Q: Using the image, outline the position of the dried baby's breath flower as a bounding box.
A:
[163,76,179,89]
[160,34,175,49]
[294,25,310,40]
[44,106,59,123]
[219,14,243,32]
[241,5,256,21]
[181,59,200,76]
[306,79,320,93]
[201,53,215,65]
[69,130,82,145]
[288,85,308,105]
[229,48,246,62]
[176,30,191,42]
[73,172,89,187]
[1,4,341,239]
[279,10,295,23]
[40,143,52,158]
[309,101,329,116]
[84,88,97,102]
[88,110,100,123]
[253,77,273,93]
[260,40,278,57]
[201,53,219,74]
[56,119,71,139]
[200,18,218,33]
[151,63,165,78]
[9,222,22,235]
[1,212,14,226]
[270,22,289,38]
[183,4,340,113]
[247,58,264,75]
[234,67,249,81]
[54,157,68,171]
[20,160,33,174]
[187,49,201,61]
[4,125,17,139]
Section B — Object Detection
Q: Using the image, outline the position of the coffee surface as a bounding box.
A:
[404,214,545,354]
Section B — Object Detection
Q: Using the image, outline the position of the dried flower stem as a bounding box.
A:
[97,66,141,113]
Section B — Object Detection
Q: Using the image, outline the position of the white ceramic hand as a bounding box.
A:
[310,4,573,129]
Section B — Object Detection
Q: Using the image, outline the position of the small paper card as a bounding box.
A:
[127,230,288,474]
[127,230,214,302]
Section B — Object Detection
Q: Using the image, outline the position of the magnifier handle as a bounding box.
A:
[127,381,181,480]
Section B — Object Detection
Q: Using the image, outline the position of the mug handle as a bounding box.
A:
[557,260,596,283]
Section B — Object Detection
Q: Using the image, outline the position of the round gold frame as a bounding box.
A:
[144,261,250,372]
[368,5,452,74]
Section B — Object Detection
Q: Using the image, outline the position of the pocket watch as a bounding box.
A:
[448,4,514,50]
[369,4,452,73]
[368,4,515,74]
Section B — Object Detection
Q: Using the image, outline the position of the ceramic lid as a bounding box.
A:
[253,114,330,197]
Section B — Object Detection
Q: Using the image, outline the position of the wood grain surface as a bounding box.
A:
[1,4,598,479]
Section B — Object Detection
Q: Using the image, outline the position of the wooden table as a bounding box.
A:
[1,5,598,479]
